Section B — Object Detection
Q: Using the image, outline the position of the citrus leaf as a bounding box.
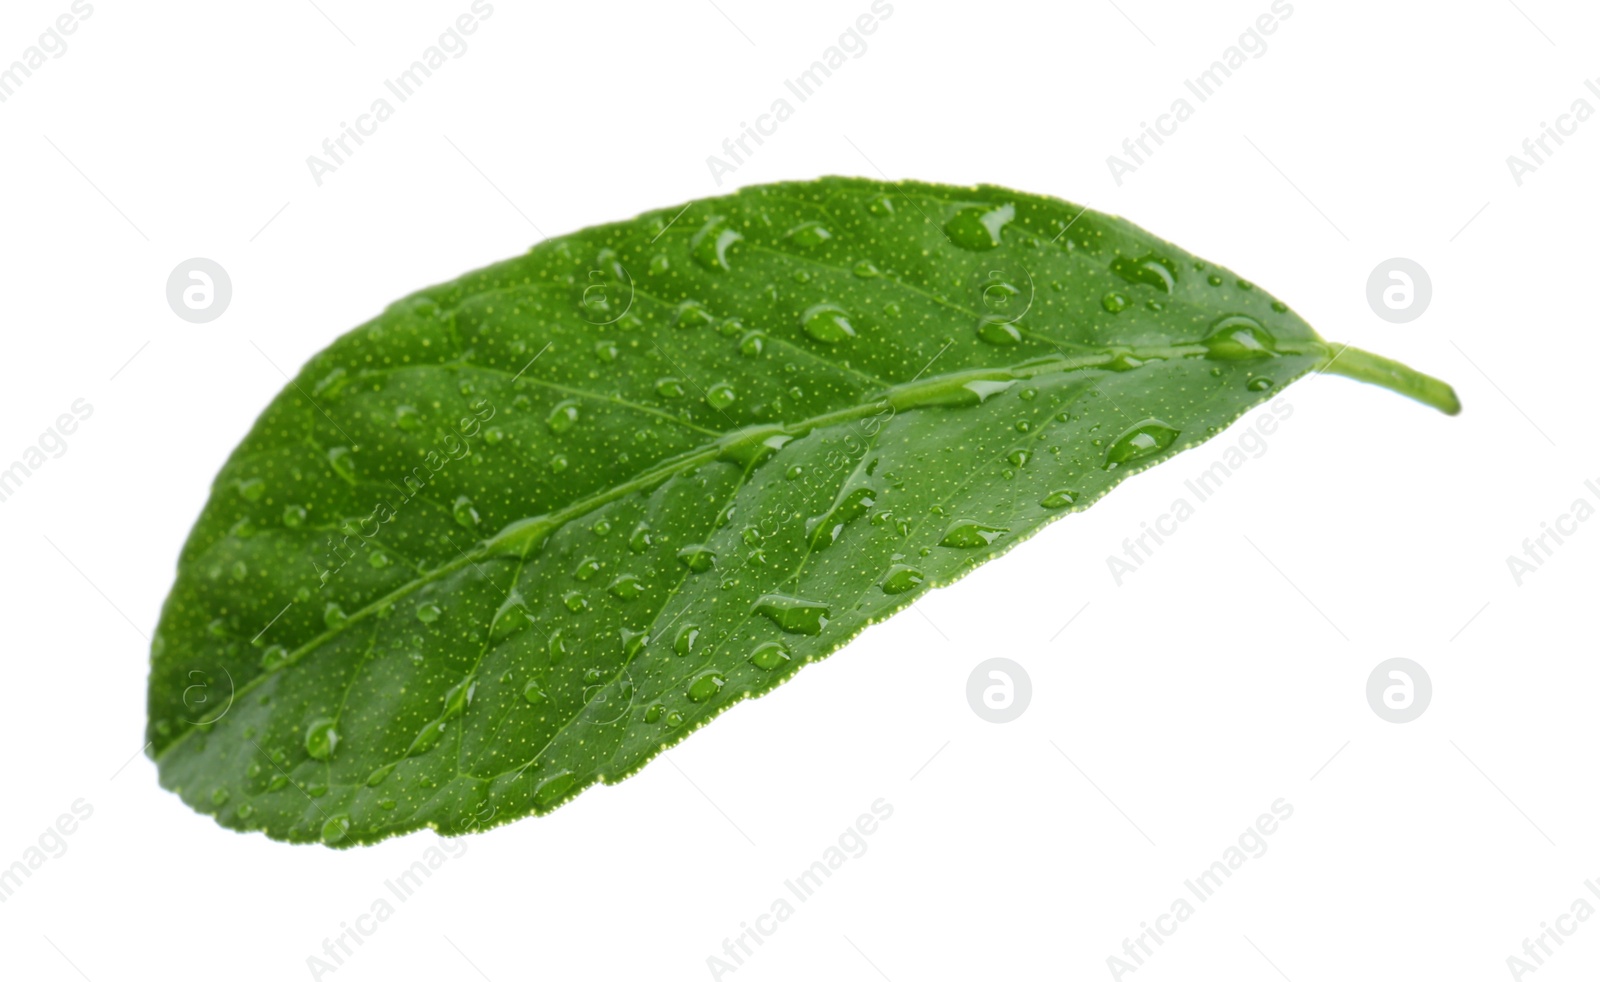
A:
[147,177,1458,845]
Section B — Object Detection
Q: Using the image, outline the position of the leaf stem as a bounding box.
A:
[1319,344,1461,415]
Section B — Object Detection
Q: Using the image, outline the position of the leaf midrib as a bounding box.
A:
[154,337,1329,764]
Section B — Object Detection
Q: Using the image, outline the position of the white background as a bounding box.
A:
[1,1,1596,979]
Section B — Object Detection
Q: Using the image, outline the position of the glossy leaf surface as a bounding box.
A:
[147,177,1457,845]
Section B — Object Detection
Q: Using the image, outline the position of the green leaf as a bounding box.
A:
[147,177,1458,845]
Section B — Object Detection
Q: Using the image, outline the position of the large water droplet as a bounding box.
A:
[690,216,743,271]
[754,594,831,635]
[1110,253,1179,293]
[237,477,265,501]
[656,376,686,398]
[1040,489,1079,509]
[621,627,648,657]
[320,814,351,844]
[966,379,1018,403]
[676,301,715,329]
[323,602,348,629]
[686,672,727,703]
[749,641,792,670]
[522,675,549,705]
[801,303,857,344]
[940,520,1008,549]
[491,594,531,640]
[1203,315,1277,361]
[675,624,702,656]
[327,448,356,482]
[677,544,716,572]
[944,203,1015,251]
[880,564,925,595]
[416,602,442,624]
[806,484,878,551]
[442,676,477,718]
[609,574,645,600]
[408,720,448,756]
[1104,419,1180,468]
[706,382,737,410]
[534,772,575,807]
[977,316,1022,346]
[453,495,479,528]
[785,221,832,248]
[546,400,581,433]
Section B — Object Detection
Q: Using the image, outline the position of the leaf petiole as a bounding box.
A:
[1318,344,1462,416]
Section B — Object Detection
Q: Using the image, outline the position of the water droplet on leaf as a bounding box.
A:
[749,641,792,670]
[690,216,743,271]
[687,672,727,703]
[754,594,831,635]
[546,400,581,433]
[1203,315,1277,361]
[677,544,716,572]
[785,221,832,247]
[941,520,1007,548]
[881,565,925,594]
[944,203,1015,251]
[1041,489,1078,509]
[306,718,339,760]
[801,304,857,344]
[1105,418,1180,468]
[977,316,1022,345]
